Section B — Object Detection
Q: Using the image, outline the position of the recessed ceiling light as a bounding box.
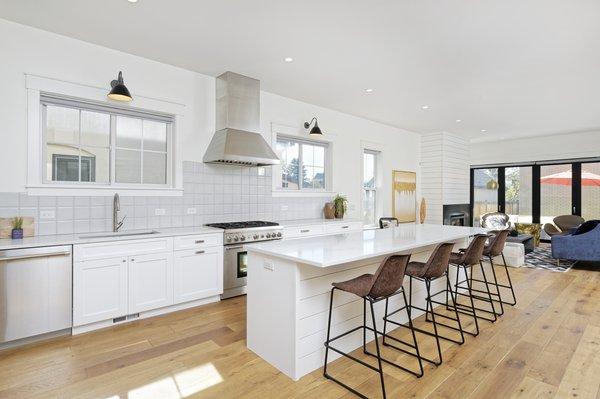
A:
[455,119,462,123]
[365,88,374,93]
[481,129,487,133]
[421,105,429,110]
[284,57,293,63]
[127,0,138,3]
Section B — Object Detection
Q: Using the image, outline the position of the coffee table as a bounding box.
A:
[507,234,534,254]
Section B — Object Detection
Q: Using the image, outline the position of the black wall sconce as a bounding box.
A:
[107,71,133,102]
[304,117,323,136]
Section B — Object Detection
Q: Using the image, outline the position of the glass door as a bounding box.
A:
[473,168,499,226]
[504,167,533,224]
[237,251,248,278]
[540,164,573,230]
[581,162,600,220]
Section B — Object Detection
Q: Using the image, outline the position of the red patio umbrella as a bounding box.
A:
[540,170,600,186]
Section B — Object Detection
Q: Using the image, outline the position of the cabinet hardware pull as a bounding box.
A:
[122,259,126,263]
[195,240,205,244]
[300,229,310,233]
[342,226,349,229]
[131,259,135,262]
[195,250,205,254]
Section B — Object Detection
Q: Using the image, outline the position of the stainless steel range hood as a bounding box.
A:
[203,72,280,166]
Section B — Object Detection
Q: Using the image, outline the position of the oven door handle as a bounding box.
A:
[225,245,244,251]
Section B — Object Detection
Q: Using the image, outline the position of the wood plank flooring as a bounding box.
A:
[0,263,599,399]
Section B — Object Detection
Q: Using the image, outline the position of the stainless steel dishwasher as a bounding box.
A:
[0,245,72,347]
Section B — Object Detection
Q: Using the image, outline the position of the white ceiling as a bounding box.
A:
[1,0,600,140]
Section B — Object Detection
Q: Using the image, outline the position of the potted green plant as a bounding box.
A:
[333,194,348,219]
[11,217,24,239]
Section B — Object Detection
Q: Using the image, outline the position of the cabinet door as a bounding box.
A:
[174,246,223,304]
[128,252,173,314]
[73,257,127,326]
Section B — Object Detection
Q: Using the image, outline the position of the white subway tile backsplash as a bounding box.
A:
[0,161,327,236]
[56,221,74,235]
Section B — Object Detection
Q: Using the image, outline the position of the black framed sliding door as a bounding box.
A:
[581,161,600,220]
[470,157,600,227]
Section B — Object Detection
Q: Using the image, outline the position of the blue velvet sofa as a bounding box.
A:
[551,223,600,263]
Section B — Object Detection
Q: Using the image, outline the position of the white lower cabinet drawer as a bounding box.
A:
[284,225,325,239]
[173,233,222,251]
[174,247,223,304]
[74,237,173,262]
[324,222,363,233]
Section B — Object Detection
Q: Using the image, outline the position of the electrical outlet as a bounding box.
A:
[263,261,274,271]
[39,210,56,219]
[186,207,197,215]
[154,208,166,216]
[280,205,289,211]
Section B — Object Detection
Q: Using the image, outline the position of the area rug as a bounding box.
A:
[524,246,575,272]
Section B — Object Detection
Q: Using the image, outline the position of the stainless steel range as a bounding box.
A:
[206,221,283,299]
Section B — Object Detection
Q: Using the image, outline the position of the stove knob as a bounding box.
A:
[233,236,239,242]
[260,234,264,238]
[253,234,259,240]
[227,237,232,243]
[266,233,271,238]
[240,236,246,241]
[276,232,282,237]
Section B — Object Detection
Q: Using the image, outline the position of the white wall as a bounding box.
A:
[421,133,470,224]
[0,18,420,221]
[470,130,600,165]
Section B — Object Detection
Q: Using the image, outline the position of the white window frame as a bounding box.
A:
[361,141,384,227]
[270,123,334,197]
[26,74,184,196]
[362,149,380,227]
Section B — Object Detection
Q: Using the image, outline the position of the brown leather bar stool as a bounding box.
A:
[484,230,516,306]
[323,254,421,399]
[382,242,464,367]
[448,234,496,336]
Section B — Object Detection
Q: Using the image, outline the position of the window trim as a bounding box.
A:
[362,148,381,227]
[270,123,334,197]
[26,74,184,196]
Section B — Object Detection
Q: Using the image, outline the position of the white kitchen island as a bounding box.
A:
[245,224,487,380]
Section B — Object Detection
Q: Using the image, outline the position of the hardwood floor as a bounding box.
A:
[0,264,598,399]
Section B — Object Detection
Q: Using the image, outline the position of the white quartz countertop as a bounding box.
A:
[246,224,489,267]
[0,226,223,251]
[277,218,361,227]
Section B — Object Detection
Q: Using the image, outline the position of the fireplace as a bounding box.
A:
[443,204,470,226]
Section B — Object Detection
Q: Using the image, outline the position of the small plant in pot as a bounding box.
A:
[11,217,24,239]
[333,194,348,219]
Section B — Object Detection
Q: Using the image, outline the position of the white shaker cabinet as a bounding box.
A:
[73,256,128,326]
[173,246,223,304]
[128,252,174,314]
[73,232,223,332]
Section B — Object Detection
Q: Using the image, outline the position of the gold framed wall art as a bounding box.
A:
[392,170,416,223]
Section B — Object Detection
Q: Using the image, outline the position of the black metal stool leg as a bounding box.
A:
[462,265,480,336]
[446,272,465,344]
[501,252,517,305]
[425,279,443,365]
[369,299,387,399]
[363,298,367,353]
[487,255,505,316]
[323,287,335,377]
[478,261,498,321]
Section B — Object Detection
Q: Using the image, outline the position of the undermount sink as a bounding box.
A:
[79,230,160,239]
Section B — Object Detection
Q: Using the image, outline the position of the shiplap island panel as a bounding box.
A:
[246,224,487,380]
